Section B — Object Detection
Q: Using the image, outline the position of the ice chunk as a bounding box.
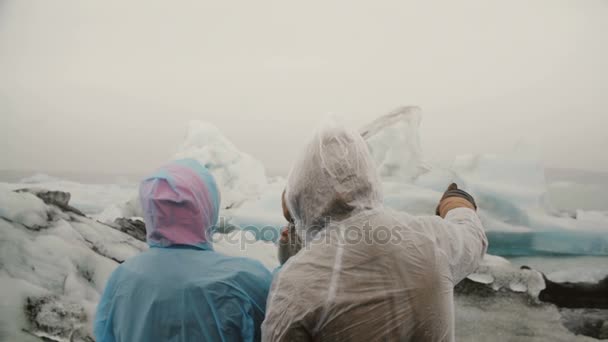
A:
[95,204,125,224]
[225,179,287,242]
[0,191,48,229]
[508,280,528,293]
[360,106,430,181]
[467,273,494,284]
[174,120,267,209]
[452,151,547,210]
[509,256,608,283]
[467,255,546,297]
[118,196,144,220]
[96,120,269,220]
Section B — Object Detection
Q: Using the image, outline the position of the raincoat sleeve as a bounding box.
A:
[94,267,121,342]
[423,207,488,284]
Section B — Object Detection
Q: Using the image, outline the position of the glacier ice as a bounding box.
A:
[174,120,268,209]
[362,107,608,256]
[466,255,546,297]
[95,120,272,224]
[360,106,430,181]
[223,178,287,242]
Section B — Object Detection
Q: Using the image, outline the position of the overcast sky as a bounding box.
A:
[1,0,607,176]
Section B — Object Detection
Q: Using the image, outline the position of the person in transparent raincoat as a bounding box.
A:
[95,159,272,342]
[263,123,487,341]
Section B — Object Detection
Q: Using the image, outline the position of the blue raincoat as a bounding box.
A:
[94,159,272,342]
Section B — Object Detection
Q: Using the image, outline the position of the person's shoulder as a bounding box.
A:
[273,248,327,286]
[109,248,172,283]
[214,253,273,280]
[118,247,156,268]
[102,255,137,289]
[214,251,266,268]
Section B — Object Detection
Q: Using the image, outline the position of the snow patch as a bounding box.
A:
[0,188,147,341]
[0,191,48,229]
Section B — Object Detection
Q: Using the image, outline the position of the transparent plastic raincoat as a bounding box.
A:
[262,124,488,341]
[95,159,272,342]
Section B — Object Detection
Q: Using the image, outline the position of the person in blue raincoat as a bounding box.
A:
[94,159,272,342]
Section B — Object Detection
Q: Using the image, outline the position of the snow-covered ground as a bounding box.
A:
[1,106,607,340]
[0,176,137,219]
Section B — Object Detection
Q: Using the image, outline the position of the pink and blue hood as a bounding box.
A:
[139,159,220,249]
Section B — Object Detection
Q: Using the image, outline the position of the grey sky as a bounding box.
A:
[1,0,607,176]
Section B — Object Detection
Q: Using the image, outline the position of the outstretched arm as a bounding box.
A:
[428,184,488,284]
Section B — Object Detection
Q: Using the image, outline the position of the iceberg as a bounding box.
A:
[465,255,546,296]
[360,106,430,181]
[222,178,287,242]
[174,120,268,209]
[97,120,271,223]
[363,107,608,256]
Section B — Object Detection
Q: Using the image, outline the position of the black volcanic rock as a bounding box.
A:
[540,274,608,309]
[15,188,85,216]
[112,217,147,242]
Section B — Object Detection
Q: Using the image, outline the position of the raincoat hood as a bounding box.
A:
[139,158,220,249]
[285,122,382,240]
